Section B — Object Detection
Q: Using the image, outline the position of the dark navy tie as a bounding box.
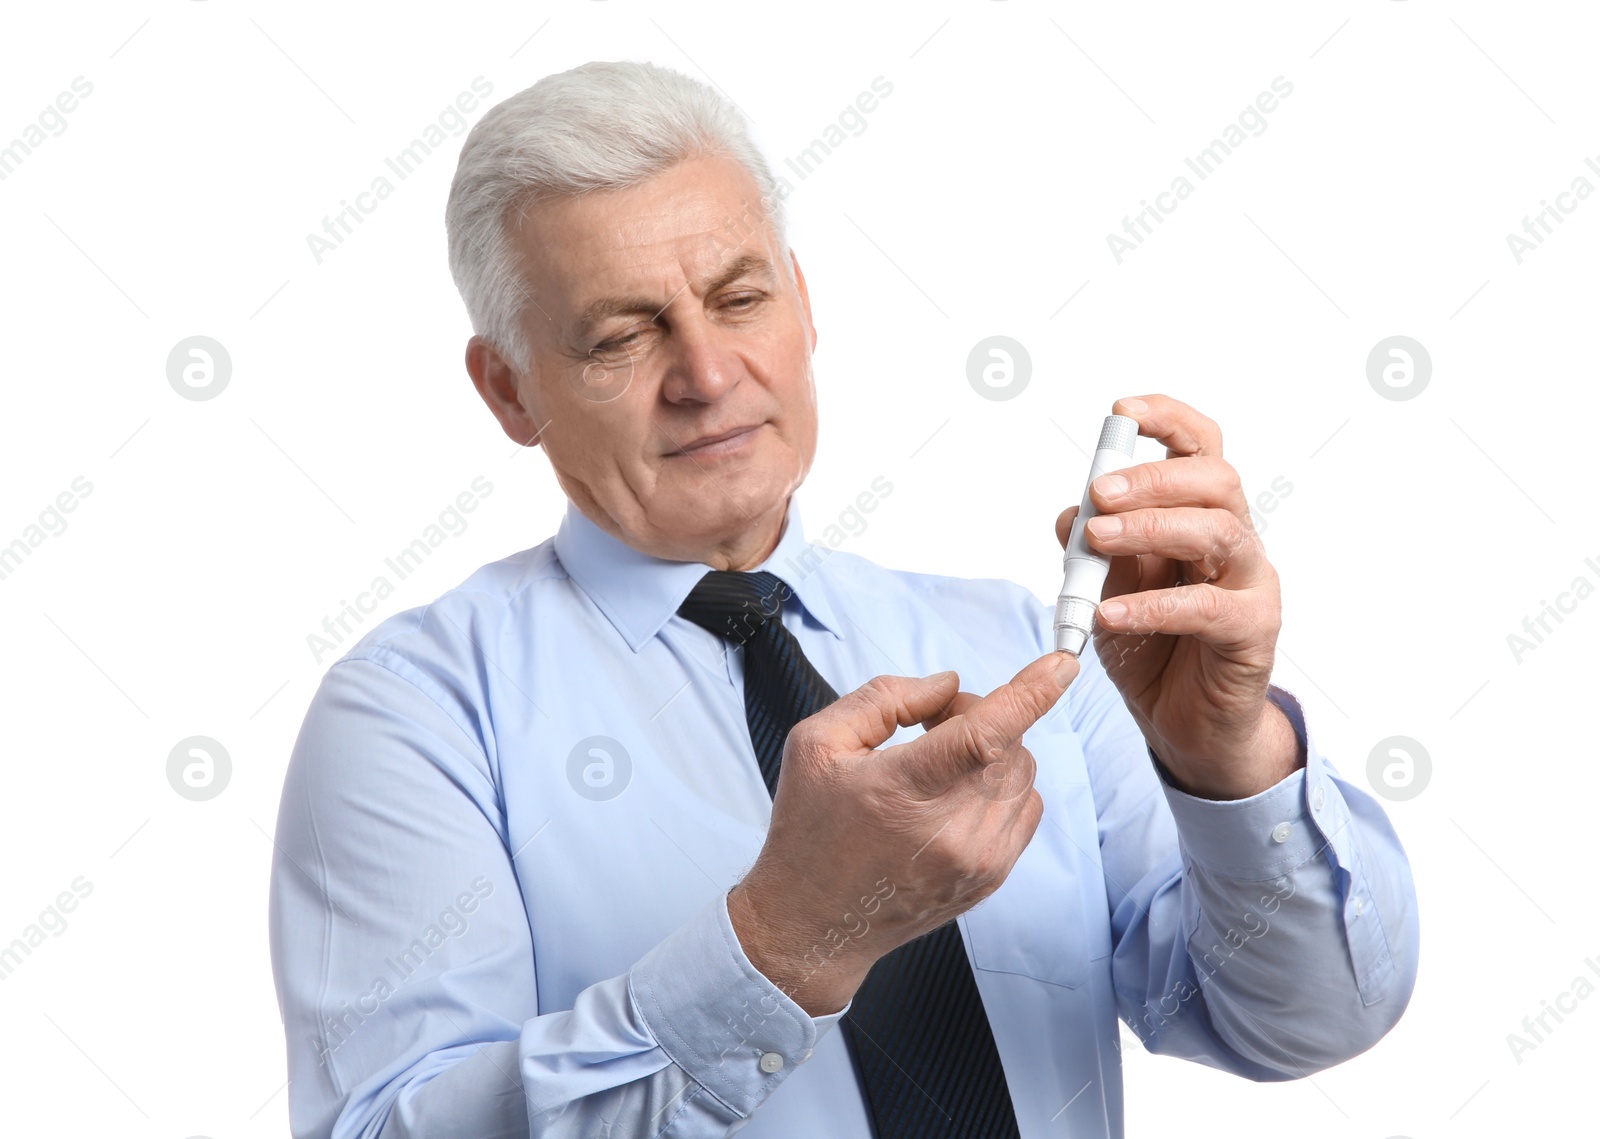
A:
[678,570,1021,1139]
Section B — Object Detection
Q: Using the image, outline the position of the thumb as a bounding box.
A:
[1055,504,1080,551]
[893,652,1075,796]
[812,670,961,753]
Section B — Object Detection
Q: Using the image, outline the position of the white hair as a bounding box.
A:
[445,60,789,373]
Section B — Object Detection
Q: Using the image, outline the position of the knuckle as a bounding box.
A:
[1027,677,1060,722]
[1215,512,1247,559]
[859,674,898,705]
[967,844,1004,885]
[956,715,997,764]
[920,828,961,872]
[1193,584,1227,621]
[1142,461,1174,499]
[1153,591,1185,620]
[784,719,817,751]
[781,724,825,769]
[859,673,904,723]
[1026,788,1045,825]
[1148,505,1180,542]
[980,750,1033,803]
[1126,602,1156,631]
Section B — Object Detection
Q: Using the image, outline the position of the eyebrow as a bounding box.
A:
[572,253,778,343]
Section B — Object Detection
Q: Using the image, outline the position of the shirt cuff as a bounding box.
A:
[628,891,845,1119]
[1146,685,1324,880]
[1147,685,1398,1005]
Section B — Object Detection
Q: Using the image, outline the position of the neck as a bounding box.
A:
[698,505,787,571]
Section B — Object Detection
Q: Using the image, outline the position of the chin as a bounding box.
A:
[658,480,792,551]
[689,441,801,501]
[673,491,784,538]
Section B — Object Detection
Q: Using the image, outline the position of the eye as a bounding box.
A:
[721,292,763,310]
[594,329,645,354]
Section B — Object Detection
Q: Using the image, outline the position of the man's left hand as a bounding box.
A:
[1054,393,1302,800]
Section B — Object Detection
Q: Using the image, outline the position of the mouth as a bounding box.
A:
[664,423,764,459]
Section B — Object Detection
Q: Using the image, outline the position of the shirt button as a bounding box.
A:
[1313,787,1326,811]
[1270,822,1292,843]
[759,1052,784,1073]
[1352,897,1364,917]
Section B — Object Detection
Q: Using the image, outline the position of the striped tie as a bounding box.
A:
[678,570,1022,1138]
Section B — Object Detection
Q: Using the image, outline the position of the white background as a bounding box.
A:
[1,1,1595,1136]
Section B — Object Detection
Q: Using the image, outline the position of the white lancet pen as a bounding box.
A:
[1054,413,1141,655]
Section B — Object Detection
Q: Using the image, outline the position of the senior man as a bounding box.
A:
[269,60,1418,1138]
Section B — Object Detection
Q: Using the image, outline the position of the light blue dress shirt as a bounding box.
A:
[268,497,1419,1138]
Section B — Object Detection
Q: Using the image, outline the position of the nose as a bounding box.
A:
[659,313,741,404]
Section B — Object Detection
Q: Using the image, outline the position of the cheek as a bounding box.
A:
[765,368,819,482]
[545,405,637,479]
[761,321,819,419]
[532,360,640,461]
[788,355,821,437]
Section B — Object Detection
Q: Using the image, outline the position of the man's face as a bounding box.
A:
[471,154,819,567]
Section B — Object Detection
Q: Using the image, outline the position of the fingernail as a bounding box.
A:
[1119,398,1148,415]
[1093,474,1129,499]
[1055,654,1077,685]
[1099,600,1128,624]
[925,669,956,684]
[1087,514,1122,539]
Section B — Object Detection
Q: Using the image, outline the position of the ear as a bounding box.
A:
[466,335,544,448]
[789,249,816,353]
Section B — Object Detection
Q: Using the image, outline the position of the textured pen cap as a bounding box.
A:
[1097,414,1139,456]
[1053,595,1097,655]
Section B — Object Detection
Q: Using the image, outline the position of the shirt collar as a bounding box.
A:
[553,498,845,653]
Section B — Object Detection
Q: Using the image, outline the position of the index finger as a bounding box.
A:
[892,652,1076,795]
[1113,394,1223,460]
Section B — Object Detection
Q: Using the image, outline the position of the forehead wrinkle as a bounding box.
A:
[524,162,783,347]
[572,247,779,343]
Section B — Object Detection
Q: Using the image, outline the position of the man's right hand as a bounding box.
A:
[727,651,1079,1015]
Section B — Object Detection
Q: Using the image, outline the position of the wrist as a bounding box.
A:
[727,880,870,1016]
[1157,695,1304,800]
